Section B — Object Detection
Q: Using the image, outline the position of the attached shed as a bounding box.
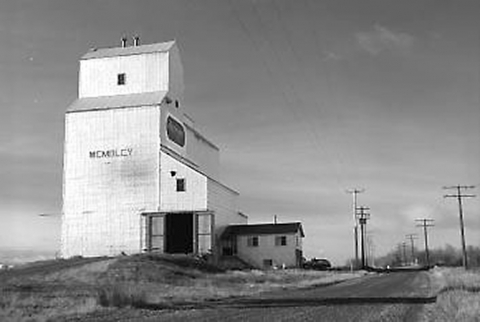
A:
[221,222,305,269]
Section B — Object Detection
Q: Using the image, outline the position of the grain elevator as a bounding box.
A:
[61,38,247,258]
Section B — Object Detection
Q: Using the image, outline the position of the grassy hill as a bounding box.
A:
[0,254,359,321]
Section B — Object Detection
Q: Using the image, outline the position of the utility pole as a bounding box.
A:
[356,205,370,269]
[443,185,476,270]
[406,233,417,265]
[401,242,408,266]
[346,188,364,269]
[416,219,434,267]
[396,243,403,266]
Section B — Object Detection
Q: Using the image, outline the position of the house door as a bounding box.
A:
[296,249,303,267]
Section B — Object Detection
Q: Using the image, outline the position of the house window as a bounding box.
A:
[166,116,185,147]
[176,178,186,192]
[117,73,126,85]
[247,236,259,247]
[275,236,287,246]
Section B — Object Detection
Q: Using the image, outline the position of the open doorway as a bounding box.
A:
[165,213,193,253]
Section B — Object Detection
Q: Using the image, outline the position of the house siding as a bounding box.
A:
[236,232,302,268]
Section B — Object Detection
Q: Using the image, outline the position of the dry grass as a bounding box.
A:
[421,267,480,322]
[0,258,115,321]
[97,255,361,308]
[0,254,361,320]
[0,291,97,322]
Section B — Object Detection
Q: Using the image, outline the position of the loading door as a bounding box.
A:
[196,212,213,254]
[165,213,194,254]
[149,215,165,252]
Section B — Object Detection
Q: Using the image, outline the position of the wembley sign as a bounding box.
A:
[89,148,133,158]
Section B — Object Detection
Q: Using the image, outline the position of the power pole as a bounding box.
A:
[406,233,417,265]
[401,242,408,266]
[346,188,364,269]
[443,185,476,270]
[416,219,434,267]
[356,206,370,269]
[397,244,403,266]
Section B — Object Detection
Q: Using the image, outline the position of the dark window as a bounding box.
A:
[275,236,287,246]
[247,236,259,247]
[175,100,179,108]
[166,116,185,147]
[117,73,126,85]
[176,178,185,192]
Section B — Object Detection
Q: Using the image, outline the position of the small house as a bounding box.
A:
[221,222,305,269]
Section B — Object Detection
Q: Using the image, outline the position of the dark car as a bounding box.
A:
[303,258,331,270]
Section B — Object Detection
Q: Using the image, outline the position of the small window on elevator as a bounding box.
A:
[166,116,185,147]
[117,73,126,85]
[176,178,186,192]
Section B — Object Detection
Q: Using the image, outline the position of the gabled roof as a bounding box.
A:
[221,222,305,239]
[67,91,167,113]
[81,41,176,60]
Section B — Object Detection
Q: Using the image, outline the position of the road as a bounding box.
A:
[92,271,434,322]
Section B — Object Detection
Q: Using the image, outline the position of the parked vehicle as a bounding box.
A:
[303,258,331,270]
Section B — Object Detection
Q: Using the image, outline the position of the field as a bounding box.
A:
[421,267,480,321]
[0,254,360,321]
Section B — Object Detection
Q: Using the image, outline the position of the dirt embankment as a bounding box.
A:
[0,254,361,321]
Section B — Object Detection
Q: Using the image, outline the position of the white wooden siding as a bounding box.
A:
[207,179,246,238]
[79,52,169,98]
[61,106,161,257]
[185,125,220,180]
[167,44,184,99]
[159,151,208,212]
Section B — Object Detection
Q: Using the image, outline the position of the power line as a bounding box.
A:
[227,0,350,193]
[415,219,434,267]
[268,0,355,180]
[443,185,476,269]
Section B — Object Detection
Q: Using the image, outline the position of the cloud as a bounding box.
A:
[400,204,436,223]
[322,51,342,62]
[356,24,414,56]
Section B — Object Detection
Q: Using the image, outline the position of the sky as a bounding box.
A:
[0,0,479,265]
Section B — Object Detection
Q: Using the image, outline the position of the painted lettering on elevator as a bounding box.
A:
[89,148,133,158]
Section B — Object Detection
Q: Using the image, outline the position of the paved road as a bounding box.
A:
[101,271,434,322]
